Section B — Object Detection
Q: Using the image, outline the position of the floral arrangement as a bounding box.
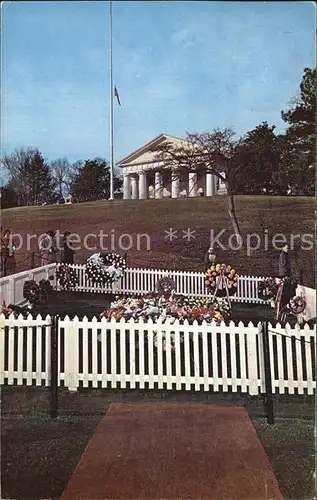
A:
[258,278,278,301]
[211,297,231,318]
[1,301,14,317]
[205,263,238,297]
[288,296,306,315]
[156,277,176,296]
[181,297,212,309]
[100,293,230,325]
[23,279,54,305]
[102,296,160,322]
[57,264,79,290]
[38,279,53,301]
[85,253,127,286]
[23,280,40,304]
[100,293,231,351]
[0,301,31,318]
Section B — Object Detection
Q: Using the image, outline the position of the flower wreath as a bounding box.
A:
[85,253,127,286]
[258,278,278,301]
[288,296,306,315]
[205,263,238,297]
[156,276,176,296]
[23,280,40,304]
[39,278,54,298]
[57,264,79,290]
[23,279,54,304]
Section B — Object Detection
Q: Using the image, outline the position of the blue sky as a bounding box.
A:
[1,1,315,183]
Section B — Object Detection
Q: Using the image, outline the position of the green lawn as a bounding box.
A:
[2,196,315,287]
[254,418,316,500]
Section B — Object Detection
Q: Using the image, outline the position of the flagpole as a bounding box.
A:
[109,0,114,200]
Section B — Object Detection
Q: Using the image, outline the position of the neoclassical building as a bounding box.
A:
[117,133,228,200]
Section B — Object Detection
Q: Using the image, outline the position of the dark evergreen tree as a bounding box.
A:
[280,67,316,195]
[2,147,57,205]
[233,122,287,195]
[70,158,110,201]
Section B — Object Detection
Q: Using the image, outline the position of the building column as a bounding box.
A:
[211,173,218,195]
[123,174,131,200]
[205,170,213,197]
[188,171,198,197]
[154,171,163,199]
[131,175,138,200]
[217,172,228,195]
[138,171,147,199]
[171,169,180,198]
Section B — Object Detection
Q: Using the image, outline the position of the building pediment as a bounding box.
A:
[116,133,187,167]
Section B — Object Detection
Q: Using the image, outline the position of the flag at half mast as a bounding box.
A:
[114,86,121,106]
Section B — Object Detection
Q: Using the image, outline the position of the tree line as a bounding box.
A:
[1,66,315,209]
[1,155,123,209]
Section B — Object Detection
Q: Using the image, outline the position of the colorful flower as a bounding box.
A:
[205,263,238,297]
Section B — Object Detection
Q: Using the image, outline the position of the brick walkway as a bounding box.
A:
[61,402,283,500]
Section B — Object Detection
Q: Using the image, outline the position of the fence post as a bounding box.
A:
[64,316,79,392]
[55,263,61,292]
[52,263,58,291]
[261,321,274,425]
[8,277,15,304]
[50,315,59,418]
[246,322,259,395]
[257,323,266,395]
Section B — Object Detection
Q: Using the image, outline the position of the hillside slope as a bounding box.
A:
[2,196,315,287]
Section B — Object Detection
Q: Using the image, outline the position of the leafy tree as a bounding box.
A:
[233,122,287,195]
[277,136,315,195]
[281,67,316,195]
[151,128,243,236]
[69,158,122,201]
[2,148,57,205]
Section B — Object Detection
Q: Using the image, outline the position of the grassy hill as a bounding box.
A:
[2,196,315,287]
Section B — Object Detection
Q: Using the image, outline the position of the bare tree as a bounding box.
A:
[50,158,72,199]
[65,160,84,195]
[151,128,243,236]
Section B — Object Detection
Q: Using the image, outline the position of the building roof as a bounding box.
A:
[116,133,187,167]
[116,133,227,169]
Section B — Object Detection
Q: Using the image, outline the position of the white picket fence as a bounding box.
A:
[68,264,268,304]
[0,264,57,307]
[1,313,315,395]
[0,314,52,386]
[2,264,315,319]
